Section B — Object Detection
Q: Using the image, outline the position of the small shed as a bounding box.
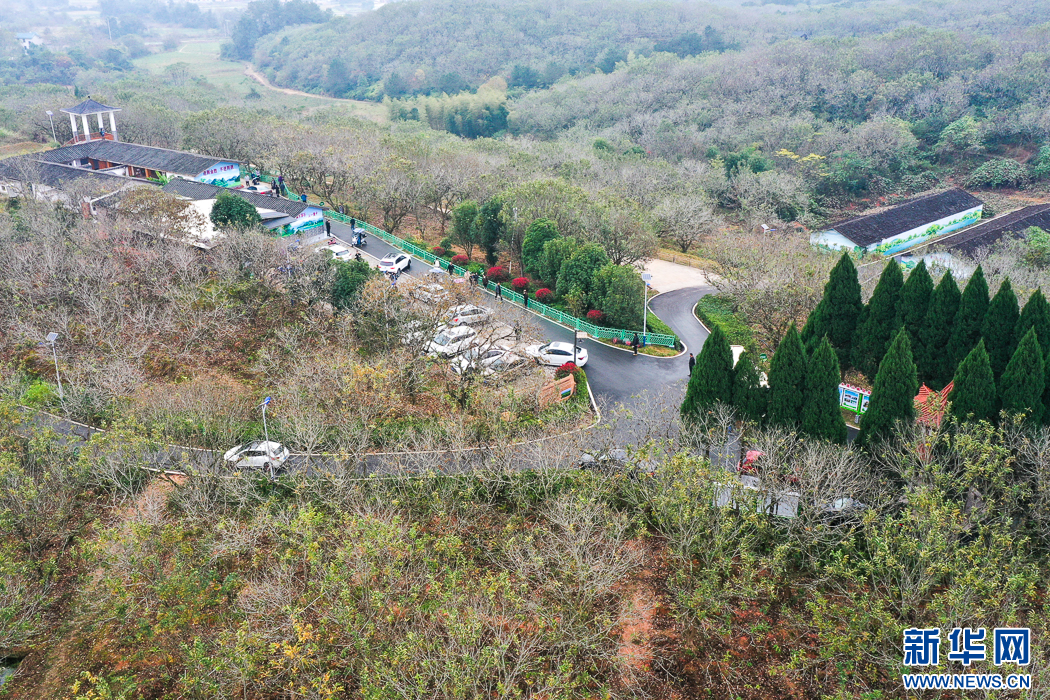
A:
[936,204,1050,257]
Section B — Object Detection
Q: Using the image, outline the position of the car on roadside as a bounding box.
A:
[409,281,451,304]
[223,441,291,473]
[378,252,411,274]
[427,324,478,358]
[447,304,493,326]
[318,244,353,263]
[525,341,588,368]
[451,345,525,375]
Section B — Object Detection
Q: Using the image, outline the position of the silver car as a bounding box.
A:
[223,440,291,473]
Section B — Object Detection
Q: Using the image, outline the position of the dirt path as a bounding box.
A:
[615,539,683,698]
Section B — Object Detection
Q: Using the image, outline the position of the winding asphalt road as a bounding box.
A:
[327,220,716,411]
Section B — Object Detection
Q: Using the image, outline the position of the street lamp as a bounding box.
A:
[573,329,587,365]
[45,332,64,402]
[45,111,57,143]
[260,396,274,480]
[641,272,652,338]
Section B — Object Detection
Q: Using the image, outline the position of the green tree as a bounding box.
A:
[732,350,767,423]
[476,198,504,265]
[1016,289,1050,358]
[330,258,374,309]
[858,328,917,446]
[210,192,261,230]
[851,260,904,378]
[949,340,996,423]
[899,259,933,352]
[681,325,734,420]
[1000,327,1044,423]
[766,324,806,429]
[801,337,848,443]
[521,218,560,279]
[556,243,609,298]
[981,278,1020,380]
[801,252,862,366]
[590,263,643,329]
[539,237,578,287]
[451,200,481,260]
[946,265,989,373]
[919,270,961,388]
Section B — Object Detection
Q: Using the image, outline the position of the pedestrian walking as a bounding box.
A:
[300,194,307,203]
[522,289,529,309]
[688,352,695,376]
[495,282,503,301]
[631,333,640,356]
[325,219,331,236]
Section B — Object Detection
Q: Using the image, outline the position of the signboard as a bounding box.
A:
[538,375,576,408]
[839,383,871,415]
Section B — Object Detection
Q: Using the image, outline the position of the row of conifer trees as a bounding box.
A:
[682,253,1050,442]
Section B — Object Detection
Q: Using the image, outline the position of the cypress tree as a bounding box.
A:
[899,260,933,358]
[851,260,904,379]
[732,349,768,423]
[981,278,1020,380]
[801,337,848,444]
[802,252,862,366]
[767,324,807,429]
[919,271,962,389]
[949,340,996,423]
[1000,327,1044,423]
[946,265,989,374]
[858,328,918,446]
[1016,289,1050,359]
[681,325,734,420]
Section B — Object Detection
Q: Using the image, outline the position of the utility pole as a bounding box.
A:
[641,272,652,337]
[45,111,57,143]
[46,332,64,403]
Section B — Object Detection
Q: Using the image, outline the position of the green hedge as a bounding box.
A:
[694,295,755,350]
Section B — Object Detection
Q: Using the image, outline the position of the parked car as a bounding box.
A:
[318,244,353,263]
[409,281,451,304]
[451,345,525,375]
[427,324,478,358]
[378,253,411,273]
[447,304,493,326]
[223,441,290,473]
[525,341,588,368]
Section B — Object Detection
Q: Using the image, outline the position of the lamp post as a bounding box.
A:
[45,332,63,403]
[260,396,273,479]
[106,16,114,41]
[641,272,652,338]
[45,111,57,143]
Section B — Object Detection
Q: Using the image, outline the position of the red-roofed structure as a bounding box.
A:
[914,381,954,428]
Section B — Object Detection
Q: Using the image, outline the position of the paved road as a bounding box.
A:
[327,220,714,410]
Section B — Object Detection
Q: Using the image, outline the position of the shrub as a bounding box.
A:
[21,380,56,408]
[511,276,530,291]
[451,254,469,265]
[467,262,485,274]
[535,287,554,302]
[487,266,509,282]
[586,309,605,322]
[966,158,1030,189]
[555,362,580,378]
[694,294,754,349]
[431,246,446,257]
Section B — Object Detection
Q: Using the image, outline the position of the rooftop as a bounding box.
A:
[39,140,227,177]
[60,98,122,116]
[828,188,983,248]
[0,157,134,192]
[938,204,1050,255]
[162,178,314,217]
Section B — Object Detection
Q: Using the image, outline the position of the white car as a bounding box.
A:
[526,341,588,368]
[378,253,411,274]
[427,324,478,358]
[223,441,291,473]
[318,244,352,263]
[451,345,525,375]
[447,304,493,326]
[409,281,450,304]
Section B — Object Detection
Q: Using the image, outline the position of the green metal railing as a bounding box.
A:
[323,211,678,348]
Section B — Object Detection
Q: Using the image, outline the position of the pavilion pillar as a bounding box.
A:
[69,113,78,141]
[81,115,91,140]
[108,111,118,141]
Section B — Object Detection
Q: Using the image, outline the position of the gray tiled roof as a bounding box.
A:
[162,178,313,217]
[939,204,1050,255]
[0,157,134,191]
[38,140,227,177]
[829,188,984,248]
[60,98,122,115]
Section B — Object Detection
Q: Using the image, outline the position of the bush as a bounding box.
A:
[694,294,754,349]
[966,158,1030,189]
[486,266,509,282]
[451,254,469,265]
[535,287,554,302]
[586,309,605,322]
[555,362,580,378]
[432,246,446,257]
[467,262,485,274]
[21,380,56,408]
[511,276,530,291]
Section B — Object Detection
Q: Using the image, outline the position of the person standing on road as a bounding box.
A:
[688,352,695,376]
[325,219,331,237]
[495,282,503,301]
[522,289,529,309]
[631,333,640,356]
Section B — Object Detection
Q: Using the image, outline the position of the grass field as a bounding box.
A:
[134,41,386,121]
